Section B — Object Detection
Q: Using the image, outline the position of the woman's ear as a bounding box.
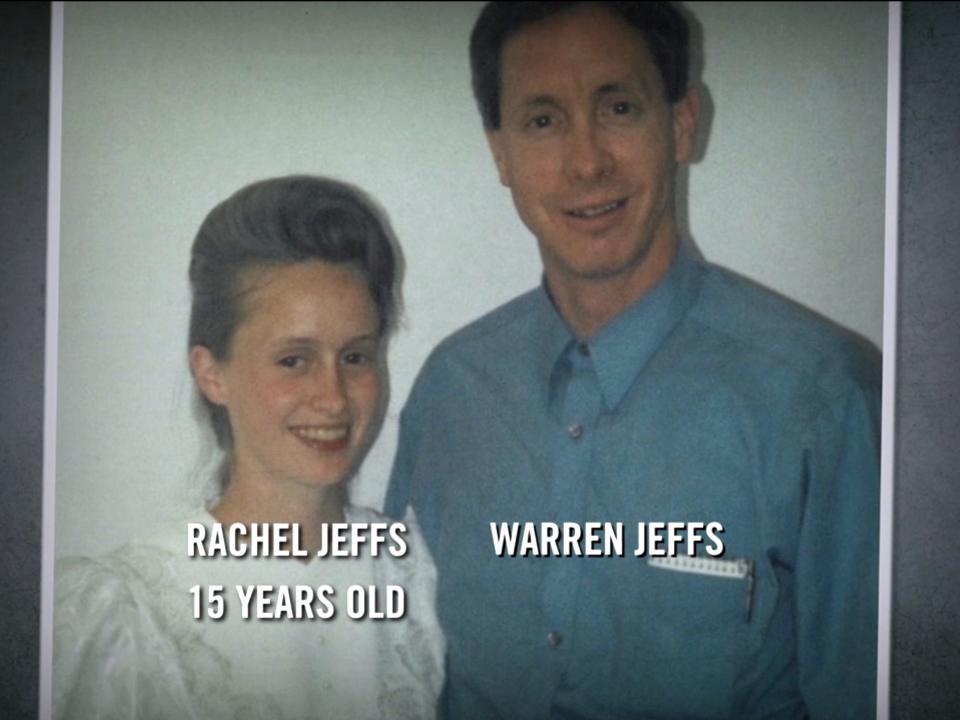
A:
[189,345,228,406]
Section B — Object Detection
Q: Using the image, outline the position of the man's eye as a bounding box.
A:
[527,114,553,130]
[611,101,635,115]
[278,355,304,369]
[343,352,370,366]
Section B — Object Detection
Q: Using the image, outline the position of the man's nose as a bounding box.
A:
[565,120,613,183]
[309,362,348,414]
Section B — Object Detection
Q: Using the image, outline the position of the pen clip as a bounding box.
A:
[739,558,755,623]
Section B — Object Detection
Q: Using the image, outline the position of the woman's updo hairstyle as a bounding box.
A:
[188,175,401,451]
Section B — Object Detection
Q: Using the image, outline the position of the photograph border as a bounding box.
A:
[37,3,899,717]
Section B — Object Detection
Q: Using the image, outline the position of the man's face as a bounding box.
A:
[486,5,698,293]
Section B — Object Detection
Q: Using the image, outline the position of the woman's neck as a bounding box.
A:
[211,473,346,558]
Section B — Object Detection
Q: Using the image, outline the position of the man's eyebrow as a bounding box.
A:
[520,94,561,108]
[594,80,650,98]
[269,336,320,349]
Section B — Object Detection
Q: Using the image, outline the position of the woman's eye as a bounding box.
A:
[278,355,304,369]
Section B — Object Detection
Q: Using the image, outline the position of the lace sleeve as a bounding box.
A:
[53,550,245,720]
[373,506,446,720]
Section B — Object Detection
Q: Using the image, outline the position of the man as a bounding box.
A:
[386,2,880,718]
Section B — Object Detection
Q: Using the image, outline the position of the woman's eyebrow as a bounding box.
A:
[345,333,381,346]
[269,333,380,348]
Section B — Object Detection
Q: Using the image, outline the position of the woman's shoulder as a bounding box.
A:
[56,509,208,595]
[345,504,445,717]
[54,513,241,720]
[55,524,199,657]
[344,502,425,535]
[343,503,400,525]
[54,510,217,667]
[56,542,176,613]
[344,503,434,567]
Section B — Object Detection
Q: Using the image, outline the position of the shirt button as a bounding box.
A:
[547,631,563,648]
[577,342,590,357]
[567,424,583,439]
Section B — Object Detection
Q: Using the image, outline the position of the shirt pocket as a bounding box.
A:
[616,556,754,718]
[648,556,755,621]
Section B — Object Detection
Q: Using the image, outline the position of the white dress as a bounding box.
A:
[53,505,444,720]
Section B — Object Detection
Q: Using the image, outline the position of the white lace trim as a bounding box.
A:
[54,505,444,720]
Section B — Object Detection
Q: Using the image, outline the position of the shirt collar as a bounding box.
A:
[533,243,703,412]
[531,282,577,408]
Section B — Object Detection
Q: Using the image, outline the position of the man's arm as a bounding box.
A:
[384,365,441,550]
[795,370,881,718]
[384,402,416,520]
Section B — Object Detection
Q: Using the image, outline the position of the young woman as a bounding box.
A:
[54,176,443,720]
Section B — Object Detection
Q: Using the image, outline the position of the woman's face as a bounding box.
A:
[192,260,384,491]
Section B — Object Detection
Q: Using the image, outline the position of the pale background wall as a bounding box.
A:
[54,1,888,558]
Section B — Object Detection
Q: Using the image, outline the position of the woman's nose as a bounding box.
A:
[309,362,348,414]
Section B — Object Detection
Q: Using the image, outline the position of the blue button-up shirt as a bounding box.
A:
[385,246,880,719]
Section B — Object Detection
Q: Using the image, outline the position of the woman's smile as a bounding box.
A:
[290,424,351,452]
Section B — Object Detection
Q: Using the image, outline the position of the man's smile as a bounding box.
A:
[564,197,628,219]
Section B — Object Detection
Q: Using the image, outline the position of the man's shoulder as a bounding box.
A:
[428,287,543,363]
[400,288,544,415]
[691,261,880,390]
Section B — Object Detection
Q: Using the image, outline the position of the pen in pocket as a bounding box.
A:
[648,556,756,622]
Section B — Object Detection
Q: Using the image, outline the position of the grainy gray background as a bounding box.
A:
[0,2,958,717]
[892,3,960,717]
[0,3,48,718]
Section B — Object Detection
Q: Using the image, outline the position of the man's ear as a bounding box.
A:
[672,87,701,165]
[189,345,228,406]
[485,130,510,187]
